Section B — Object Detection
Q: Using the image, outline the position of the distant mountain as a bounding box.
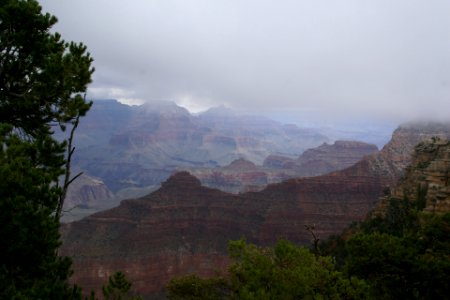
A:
[72,99,135,147]
[186,140,378,193]
[60,123,450,298]
[70,100,329,194]
[185,158,270,194]
[62,174,116,223]
[317,123,395,149]
[265,140,378,175]
[64,174,114,209]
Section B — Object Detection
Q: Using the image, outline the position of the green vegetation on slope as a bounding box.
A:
[167,239,371,300]
[168,198,450,300]
[322,138,450,299]
[323,197,450,299]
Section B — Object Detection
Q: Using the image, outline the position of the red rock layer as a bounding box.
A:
[61,171,387,298]
[61,123,450,299]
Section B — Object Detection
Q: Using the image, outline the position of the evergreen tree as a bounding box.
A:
[102,272,143,300]
[0,0,93,298]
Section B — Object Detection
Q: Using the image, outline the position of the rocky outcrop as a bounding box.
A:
[61,174,117,223]
[63,174,115,210]
[336,122,450,180]
[386,138,450,213]
[186,159,272,193]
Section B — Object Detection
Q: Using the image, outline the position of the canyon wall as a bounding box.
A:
[61,122,450,299]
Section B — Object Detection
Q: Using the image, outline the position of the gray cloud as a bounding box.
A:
[40,0,450,123]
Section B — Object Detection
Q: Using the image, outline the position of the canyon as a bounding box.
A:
[185,140,378,193]
[62,100,328,210]
[61,122,450,299]
[69,100,329,192]
[62,100,383,220]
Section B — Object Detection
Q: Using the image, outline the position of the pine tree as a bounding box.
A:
[102,272,142,300]
[0,0,93,298]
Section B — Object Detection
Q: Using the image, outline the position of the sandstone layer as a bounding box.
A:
[61,171,385,298]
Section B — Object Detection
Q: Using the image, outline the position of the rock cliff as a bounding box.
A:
[380,137,450,214]
[336,122,450,180]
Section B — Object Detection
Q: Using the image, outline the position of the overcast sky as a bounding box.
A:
[40,0,450,125]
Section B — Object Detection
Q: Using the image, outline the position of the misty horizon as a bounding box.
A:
[41,0,450,125]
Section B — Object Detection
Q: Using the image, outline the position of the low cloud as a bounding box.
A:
[41,0,450,124]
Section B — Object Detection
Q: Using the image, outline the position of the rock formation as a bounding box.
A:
[379,137,450,214]
[264,140,379,176]
[61,174,117,223]
[60,122,450,299]
[70,100,329,194]
[187,141,377,194]
[294,141,378,175]
[63,174,115,210]
[184,158,271,193]
[61,171,385,298]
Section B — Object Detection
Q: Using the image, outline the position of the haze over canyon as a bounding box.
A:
[58,100,450,298]
[61,99,387,221]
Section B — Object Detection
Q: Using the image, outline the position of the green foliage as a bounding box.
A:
[228,239,370,300]
[167,239,371,300]
[410,213,450,299]
[318,234,348,269]
[0,125,81,299]
[167,274,230,300]
[332,195,450,299]
[0,0,93,137]
[102,272,142,300]
[0,0,93,298]
[361,197,420,237]
[345,232,418,299]
[344,216,450,299]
